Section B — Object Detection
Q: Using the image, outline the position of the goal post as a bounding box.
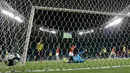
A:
[21,7,35,65]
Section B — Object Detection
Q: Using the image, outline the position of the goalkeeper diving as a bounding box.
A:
[64,50,88,63]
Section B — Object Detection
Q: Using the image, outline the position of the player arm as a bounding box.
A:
[79,52,85,55]
[79,52,88,61]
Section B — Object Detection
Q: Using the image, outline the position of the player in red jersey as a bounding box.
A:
[69,45,76,56]
[69,44,76,61]
[109,47,116,58]
[56,45,60,61]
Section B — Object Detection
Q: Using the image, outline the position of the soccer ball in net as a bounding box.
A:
[63,58,69,63]
[4,53,21,66]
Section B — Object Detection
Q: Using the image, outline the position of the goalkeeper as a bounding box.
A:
[64,50,88,63]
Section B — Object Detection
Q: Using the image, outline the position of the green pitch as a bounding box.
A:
[0,58,130,73]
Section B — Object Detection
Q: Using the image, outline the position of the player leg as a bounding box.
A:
[34,55,38,63]
[79,58,87,63]
[34,50,39,62]
[109,52,112,58]
[34,56,36,62]
[37,51,43,62]
[56,53,59,61]
[111,52,116,58]
[69,52,74,62]
[39,50,43,62]
[78,52,88,63]
[67,56,77,63]
[114,52,116,58]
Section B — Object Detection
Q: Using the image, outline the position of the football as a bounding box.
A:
[63,58,68,63]
[4,53,21,66]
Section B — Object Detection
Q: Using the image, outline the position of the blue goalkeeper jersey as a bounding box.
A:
[72,52,87,63]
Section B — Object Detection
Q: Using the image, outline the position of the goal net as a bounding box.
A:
[0,0,28,67]
[0,0,130,72]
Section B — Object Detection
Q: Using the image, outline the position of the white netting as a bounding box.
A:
[0,0,27,60]
[0,0,130,72]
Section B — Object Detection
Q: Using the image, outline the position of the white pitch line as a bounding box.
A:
[9,65,130,73]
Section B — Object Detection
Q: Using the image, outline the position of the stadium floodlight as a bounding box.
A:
[2,10,14,18]
[105,17,123,28]
[39,27,43,31]
[79,29,94,35]
[39,27,56,34]
[84,29,94,34]
[105,25,109,28]
[50,30,56,34]
[90,29,94,33]
[14,16,23,23]
[85,31,91,33]
[39,27,50,32]
[1,10,23,23]
[78,32,84,35]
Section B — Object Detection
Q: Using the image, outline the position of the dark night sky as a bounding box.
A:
[33,9,112,31]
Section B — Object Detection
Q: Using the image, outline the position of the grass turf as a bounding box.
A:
[0,58,130,73]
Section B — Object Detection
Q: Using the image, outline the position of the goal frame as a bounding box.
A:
[22,5,130,64]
